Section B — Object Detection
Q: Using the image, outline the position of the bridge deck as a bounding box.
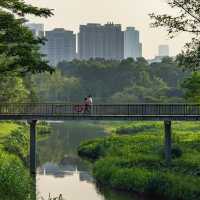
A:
[1,103,195,174]
[1,103,200,121]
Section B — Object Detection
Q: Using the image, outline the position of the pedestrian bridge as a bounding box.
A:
[1,103,200,121]
[1,103,200,174]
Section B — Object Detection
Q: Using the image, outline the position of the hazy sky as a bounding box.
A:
[26,0,192,59]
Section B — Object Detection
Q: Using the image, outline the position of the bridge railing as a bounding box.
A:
[1,103,200,116]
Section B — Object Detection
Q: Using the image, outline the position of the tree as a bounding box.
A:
[0,75,30,102]
[32,71,81,102]
[181,72,200,102]
[150,0,200,71]
[150,57,185,87]
[0,0,54,75]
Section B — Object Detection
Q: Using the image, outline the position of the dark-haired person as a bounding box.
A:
[84,97,90,114]
[87,95,93,114]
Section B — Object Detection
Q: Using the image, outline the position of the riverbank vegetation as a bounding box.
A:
[0,122,32,200]
[0,0,53,197]
[1,1,200,200]
[0,121,52,200]
[78,121,200,200]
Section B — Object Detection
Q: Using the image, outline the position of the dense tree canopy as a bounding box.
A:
[0,75,30,102]
[0,0,52,17]
[181,72,200,102]
[32,58,185,103]
[0,0,54,75]
[0,0,54,102]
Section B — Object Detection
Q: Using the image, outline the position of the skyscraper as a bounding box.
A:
[44,28,76,66]
[103,23,124,60]
[78,23,124,60]
[26,23,46,55]
[124,27,142,59]
[26,23,45,37]
[159,45,169,57]
[78,23,103,59]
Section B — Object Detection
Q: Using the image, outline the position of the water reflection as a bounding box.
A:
[37,122,152,200]
[38,163,94,183]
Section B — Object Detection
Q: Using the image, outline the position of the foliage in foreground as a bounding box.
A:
[0,151,31,200]
[0,121,51,200]
[0,0,53,75]
[78,122,200,200]
[0,122,32,199]
[4,128,29,165]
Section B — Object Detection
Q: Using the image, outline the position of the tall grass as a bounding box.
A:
[0,122,34,200]
[78,121,200,200]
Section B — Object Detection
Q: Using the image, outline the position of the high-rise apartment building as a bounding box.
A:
[44,28,76,66]
[103,23,124,60]
[159,45,169,57]
[124,27,142,59]
[78,23,124,60]
[26,23,46,55]
[26,23,45,37]
[78,24,103,59]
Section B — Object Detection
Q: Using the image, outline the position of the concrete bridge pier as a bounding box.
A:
[164,121,172,166]
[28,120,37,176]
[28,120,37,200]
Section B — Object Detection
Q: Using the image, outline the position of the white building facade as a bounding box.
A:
[124,27,142,60]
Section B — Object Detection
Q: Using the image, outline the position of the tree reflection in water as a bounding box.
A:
[37,122,156,200]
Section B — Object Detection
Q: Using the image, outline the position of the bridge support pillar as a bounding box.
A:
[28,120,37,200]
[28,120,37,176]
[164,121,172,166]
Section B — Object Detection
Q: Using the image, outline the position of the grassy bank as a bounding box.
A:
[0,121,32,200]
[78,121,200,200]
[0,121,51,200]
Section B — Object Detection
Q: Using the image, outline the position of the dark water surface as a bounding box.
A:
[36,122,152,200]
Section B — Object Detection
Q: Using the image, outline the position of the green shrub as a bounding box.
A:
[116,124,158,135]
[94,158,200,200]
[145,174,167,195]
[3,128,29,165]
[110,168,152,192]
[78,122,200,200]
[171,145,183,158]
[93,158,118,185]
[0,152,31,200]
[78,139,105,160]
[159,145,183,160]
[37,125,51,135]
[160,173,200,200]
[172,157,200,176]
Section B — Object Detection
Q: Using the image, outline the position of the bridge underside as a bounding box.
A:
[1,114,200,121]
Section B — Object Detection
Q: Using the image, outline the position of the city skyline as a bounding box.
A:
[28,22,173,64]
[25,0,192,59]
